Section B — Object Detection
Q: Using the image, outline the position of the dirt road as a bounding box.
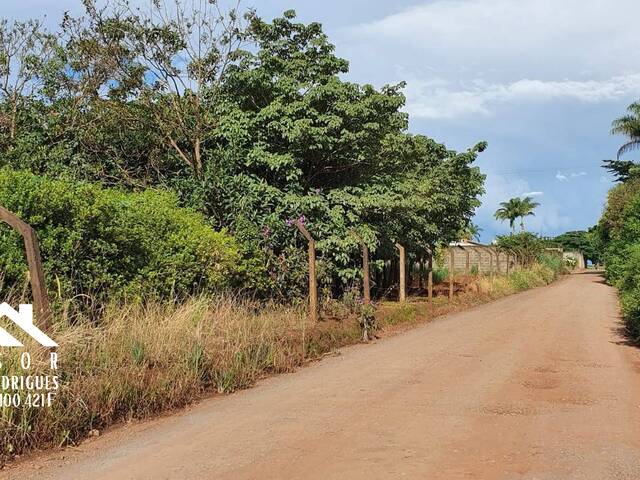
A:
[5,272,640,479]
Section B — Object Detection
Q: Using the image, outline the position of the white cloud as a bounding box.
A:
[347,0,640,77]
[343,0,640,119]
[402,75,640,119]
[522,191,543,197]
[556,171,588,182]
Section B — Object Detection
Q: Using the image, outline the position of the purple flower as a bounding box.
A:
[286,215,306,227]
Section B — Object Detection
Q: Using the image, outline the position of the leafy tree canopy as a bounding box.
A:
[551,229,601,264]
[0,3,487,298]
[495,232,544,266]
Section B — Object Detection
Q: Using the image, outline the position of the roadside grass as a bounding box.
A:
[0,261,562,463]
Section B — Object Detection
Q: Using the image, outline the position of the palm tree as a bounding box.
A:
[494,198,522,234]
[460,223,482,241]
[611,101,640,159]
[518,196,539,232]
[495,197,540,233]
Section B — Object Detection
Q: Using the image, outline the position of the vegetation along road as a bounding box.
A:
[5,272,640,480]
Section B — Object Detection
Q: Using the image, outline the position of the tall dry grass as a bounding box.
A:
[475,261,561,296]
[0,296,361,460]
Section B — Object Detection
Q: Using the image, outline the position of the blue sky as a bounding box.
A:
[6,0,639,242]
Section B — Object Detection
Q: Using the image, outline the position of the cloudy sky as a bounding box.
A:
[6,0,638,242]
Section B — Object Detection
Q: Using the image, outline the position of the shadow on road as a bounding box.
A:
[573,269,604,275]
[572,270,610,285]
[610,319,640,348]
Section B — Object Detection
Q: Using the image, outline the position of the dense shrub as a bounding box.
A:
[0,168,241,307]
[495,232,545,266]
[0,9,487,300]
[599,179,640,339]
[537,252,564,278]
[617,244,640,337]
[508,260,560,291]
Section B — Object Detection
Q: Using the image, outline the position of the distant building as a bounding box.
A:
[440,240,515,275]
[563,251,586,269]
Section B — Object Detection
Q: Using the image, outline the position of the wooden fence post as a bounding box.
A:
[293,220,318,322]
[495,249,501,275]
[465,248,470,275]
[0,205,52,329]
[395,243,406,303]
[488,248,494,276]
[361,243,370,305]
[427,250,433,304]
[448,247,454,301]
[351,231,371,305]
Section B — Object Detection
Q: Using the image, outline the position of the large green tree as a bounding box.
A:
[204,11,485,289]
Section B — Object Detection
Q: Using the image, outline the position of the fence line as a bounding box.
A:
[289,223,522,318]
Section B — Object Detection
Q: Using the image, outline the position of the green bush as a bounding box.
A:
[501,258,560,293]
[0,168,241,307]
[621,288,640,339]
[537,252,564,277]
[507,269,542,291]
[432,267,449,284]
[614,243,640,338]
[495,232,544,266]
[598,179,640,339]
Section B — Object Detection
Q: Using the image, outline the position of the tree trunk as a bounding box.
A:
[448,247,454,301]
[427,253,433,304]
[293,221,317,322]
[362,243,370,305]
[395,243,406,303]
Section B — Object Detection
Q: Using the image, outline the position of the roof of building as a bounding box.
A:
[448,240,487,247]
